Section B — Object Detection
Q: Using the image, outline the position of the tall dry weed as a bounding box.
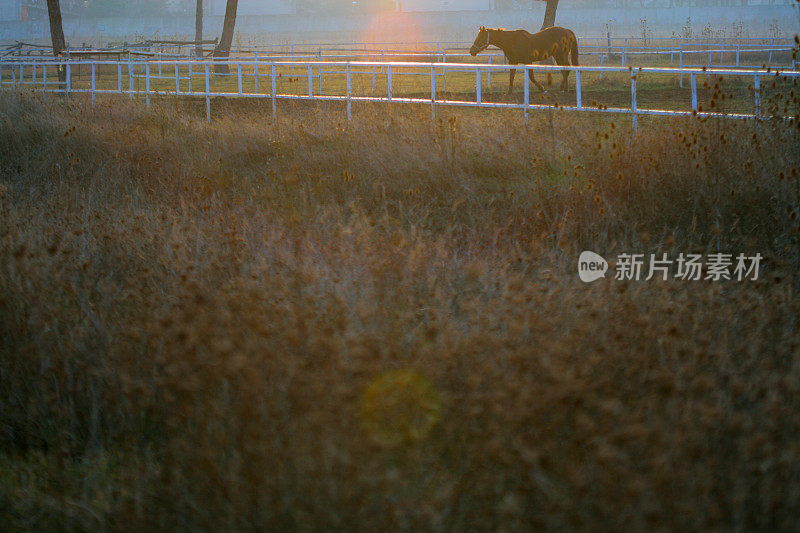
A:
[1,91,799,530]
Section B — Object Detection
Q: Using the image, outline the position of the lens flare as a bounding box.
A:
[360,368,442,447]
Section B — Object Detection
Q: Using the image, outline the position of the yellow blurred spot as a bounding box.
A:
[360,369,442,447]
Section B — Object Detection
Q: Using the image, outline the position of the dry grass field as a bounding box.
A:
[1,86,800,530]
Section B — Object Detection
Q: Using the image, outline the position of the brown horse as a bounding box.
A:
[469,26,579,93]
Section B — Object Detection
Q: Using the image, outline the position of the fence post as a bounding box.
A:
[43,64,47,91]
[622,38,627,67]
[346,62,352,120]
[754,74,760,119]
[679,44,684,88]
[237,63,242,96]
[145,62,150,107]
[600,54,605,80]
[720,38,725,63]
[430,65,436,118]
[66,62,71,100]
[670,36,675,64]
[691,72,697,112]
[575,69,582,109]
[205,63,210,122]
[387,64,392,101]
[442,50,447,93]
[128,58,133,99]
[768,38,774,63]
[91,62,96,106]
[487,55,492,87]
[372,59,376,93]
[524,66,529,124]
[318,49,323,94]
[271,64,277,118]
[254,53,259,94]
[308,64,313,97]
[175,63,180,94]
[631,70,637,131]
[476,68,481,105]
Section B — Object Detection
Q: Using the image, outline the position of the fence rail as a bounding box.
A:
[3,37,796,66]
[1,57,798,129]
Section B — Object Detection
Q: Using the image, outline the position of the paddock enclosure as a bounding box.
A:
[4,8,800,528]
[1,36,798,126]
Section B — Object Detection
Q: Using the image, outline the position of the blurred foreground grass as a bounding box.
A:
[1,90,800,530]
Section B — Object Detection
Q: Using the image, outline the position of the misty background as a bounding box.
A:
[2,0,799,45]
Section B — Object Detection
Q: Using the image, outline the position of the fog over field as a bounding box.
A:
[2,1,799,43]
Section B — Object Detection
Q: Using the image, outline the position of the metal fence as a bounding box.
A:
[1,57,798,130]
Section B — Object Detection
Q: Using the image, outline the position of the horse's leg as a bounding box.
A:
[528,68,545,93]
[508,67,516,94]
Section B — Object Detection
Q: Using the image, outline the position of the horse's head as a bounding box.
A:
[470,26,491,56]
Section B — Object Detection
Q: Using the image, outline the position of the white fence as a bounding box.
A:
[3,36,796,67]
[1,57,798,130]
[2,37,796,94]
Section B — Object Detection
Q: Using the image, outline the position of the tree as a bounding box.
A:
[45,0,66,84]
[795,0,800,35]
[213,0,239,73]
[195,0,203,58]
[540,0,559,30]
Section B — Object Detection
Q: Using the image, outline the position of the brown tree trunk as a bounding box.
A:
[541,0,559,30]
[46,0,66,84]
[795,2,800,36]
[195,0,203,58]
[213,0,238,73]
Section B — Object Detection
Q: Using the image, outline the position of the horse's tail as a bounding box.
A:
[569,31,580,66]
